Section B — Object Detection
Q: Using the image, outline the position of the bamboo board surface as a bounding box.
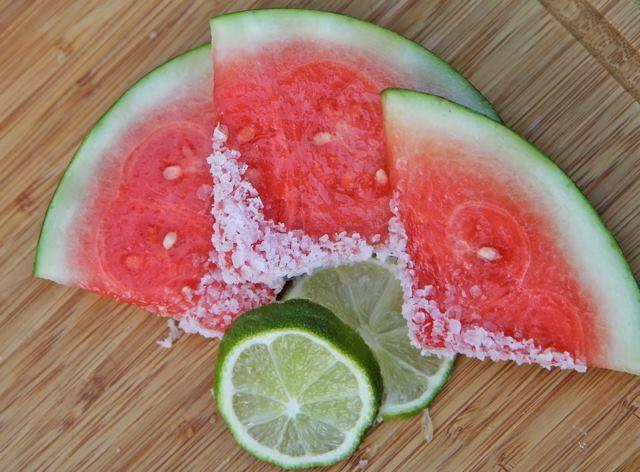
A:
[1,0,640,470]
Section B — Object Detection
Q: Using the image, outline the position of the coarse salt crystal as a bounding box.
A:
[214,124,228,141]
[157,319,182,349]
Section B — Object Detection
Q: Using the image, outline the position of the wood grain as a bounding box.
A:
[1,1,639,470]
[592,0,640,49]
[540,0,640,101]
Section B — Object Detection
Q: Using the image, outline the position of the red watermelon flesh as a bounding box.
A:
[35,46,276,336]
[384,90,640,374]
[208,10,499,287]
[216,45,392,238]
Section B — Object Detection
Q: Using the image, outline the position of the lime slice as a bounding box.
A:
[215,299,382,469]
[285,258,454,418]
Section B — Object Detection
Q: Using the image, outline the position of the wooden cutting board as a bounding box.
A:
[1,1,639,470]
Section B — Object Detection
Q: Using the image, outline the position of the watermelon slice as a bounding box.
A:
[34,45,276,336]
[208,9,499,288]
[383,89,640,374]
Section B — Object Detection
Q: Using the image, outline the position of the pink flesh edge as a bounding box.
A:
[388,194,587,372]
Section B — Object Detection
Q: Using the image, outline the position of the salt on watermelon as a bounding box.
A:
[34,45,276,336]
[383,89,640,374]
[207,9,500,288]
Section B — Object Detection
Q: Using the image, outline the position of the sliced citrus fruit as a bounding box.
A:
[215,299,382,468]
[285,259,454,418]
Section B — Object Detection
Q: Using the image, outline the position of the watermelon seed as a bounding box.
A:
[163,232,178,250]
[197,184,212,201]
[477,246,501,261]
[124,254,142,271]
[163,165,182,180]
[237,125,256,144]
[375,169,388,186]
[313,131,332,145]
[181,145,196,159]
[340,173,354,189]
[244,168,261,183]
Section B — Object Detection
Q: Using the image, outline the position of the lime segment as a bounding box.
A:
[285,258,454,418]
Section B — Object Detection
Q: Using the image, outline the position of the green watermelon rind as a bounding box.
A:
[382,88,640,374]
[34,44,211,283]
[209,8,500,122]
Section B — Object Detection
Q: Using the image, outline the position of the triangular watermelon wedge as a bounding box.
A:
[34,45,276,336]
[207,9,500,288]
[383,89,640,374]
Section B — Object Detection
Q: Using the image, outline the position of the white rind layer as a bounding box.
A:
[384,90,640,375]
[210,9,498,120]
